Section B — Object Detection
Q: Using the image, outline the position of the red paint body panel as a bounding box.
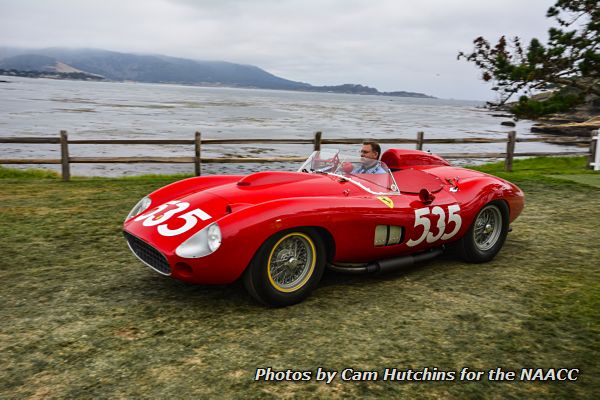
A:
[382,149,451,169]
[123,150,525,284]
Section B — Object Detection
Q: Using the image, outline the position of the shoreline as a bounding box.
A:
[496,95,599,137]
[0,71,436,99]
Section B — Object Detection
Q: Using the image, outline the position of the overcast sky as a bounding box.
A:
[0,0,556,100]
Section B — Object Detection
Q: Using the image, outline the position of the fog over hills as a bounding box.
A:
[0,47,434,98]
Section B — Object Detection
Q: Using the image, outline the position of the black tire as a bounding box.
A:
[243,228,326,307]
[456,201,509,263]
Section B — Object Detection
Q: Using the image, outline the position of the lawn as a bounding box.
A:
[547,174,600,188]
[0,158,598,399]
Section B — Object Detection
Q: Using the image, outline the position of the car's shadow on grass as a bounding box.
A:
[136,274,251,305]
[126,253,465,310]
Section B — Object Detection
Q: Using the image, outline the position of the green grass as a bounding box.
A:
[0,165,60,179]
[547,174,600,188]
[1,157,599,399]
[471,156,594,179]
[0,165,193,181]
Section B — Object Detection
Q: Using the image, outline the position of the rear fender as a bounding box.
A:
[451,177,518,229]
[419,165,524,223]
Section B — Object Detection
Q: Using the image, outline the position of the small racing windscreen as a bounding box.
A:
[299,150,399,194]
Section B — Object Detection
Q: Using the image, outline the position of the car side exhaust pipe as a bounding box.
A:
[329,248,443,275]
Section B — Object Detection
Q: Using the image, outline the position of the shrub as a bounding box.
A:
[511,92,584,118]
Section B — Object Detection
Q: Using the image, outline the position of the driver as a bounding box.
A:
[353,141,386,174]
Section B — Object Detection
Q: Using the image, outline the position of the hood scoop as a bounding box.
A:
[237,171,320,187]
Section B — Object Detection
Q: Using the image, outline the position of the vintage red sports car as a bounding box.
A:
[123,148,524,306]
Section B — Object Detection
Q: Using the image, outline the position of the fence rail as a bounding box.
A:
[0,130,597,181]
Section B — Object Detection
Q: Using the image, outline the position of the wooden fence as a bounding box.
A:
[0,130,597,181]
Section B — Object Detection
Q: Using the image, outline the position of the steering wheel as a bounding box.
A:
[311,153,340,173]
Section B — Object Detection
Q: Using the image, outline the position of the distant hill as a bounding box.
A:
[0,47,434,98]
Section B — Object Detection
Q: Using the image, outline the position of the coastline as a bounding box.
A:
[497,94,599,137]
[0,70,435,99]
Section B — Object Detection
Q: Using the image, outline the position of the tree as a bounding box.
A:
[458,0,599,111]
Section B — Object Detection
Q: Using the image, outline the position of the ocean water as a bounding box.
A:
[0,76,582,176]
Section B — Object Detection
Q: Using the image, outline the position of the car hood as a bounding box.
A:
[204,171,344,205]
[124,172,345,251]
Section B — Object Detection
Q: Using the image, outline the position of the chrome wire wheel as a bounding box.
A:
[267,233,316,293]
[473,205,503,251]
[243,228,325,306]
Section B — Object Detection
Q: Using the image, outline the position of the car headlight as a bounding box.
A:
[176,223,222,258]
[126,196,152,221]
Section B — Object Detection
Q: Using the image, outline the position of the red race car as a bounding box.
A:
[123,149,524,306]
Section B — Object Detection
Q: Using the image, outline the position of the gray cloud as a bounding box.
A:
[0,0,555,100]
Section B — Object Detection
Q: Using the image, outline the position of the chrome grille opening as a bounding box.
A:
[124,232,171,275]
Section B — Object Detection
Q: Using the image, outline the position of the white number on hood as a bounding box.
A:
[157,208,212,237]
[135,200,212,236]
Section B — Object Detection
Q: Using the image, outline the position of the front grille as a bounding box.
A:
[124,232,171,275]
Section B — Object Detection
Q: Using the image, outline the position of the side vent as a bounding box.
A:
[374,225,404,247]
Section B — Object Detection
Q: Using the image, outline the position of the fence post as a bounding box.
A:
[505,131,516,172]
[589,129,599,171]
[416,131,424,151]
[60,130,70,181]
[313,131,322,151]
[194,131,202,176]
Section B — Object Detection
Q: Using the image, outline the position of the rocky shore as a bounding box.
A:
[530,116,600,137]
[496,100,599,137]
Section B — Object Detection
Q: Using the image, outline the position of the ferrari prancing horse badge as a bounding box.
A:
[377,196,394,208]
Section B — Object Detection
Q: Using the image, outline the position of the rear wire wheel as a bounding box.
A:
[243,228,325,306]
[457,201,509,263]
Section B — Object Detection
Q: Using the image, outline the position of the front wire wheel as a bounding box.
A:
[243,229,326,307]
[268,233,315,292]
[457,201,509,263]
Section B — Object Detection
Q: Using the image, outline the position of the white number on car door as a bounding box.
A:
[407,205,462,247]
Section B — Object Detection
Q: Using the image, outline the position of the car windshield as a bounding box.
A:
[298,149,399,195]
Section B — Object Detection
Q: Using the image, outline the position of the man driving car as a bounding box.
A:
[353,141,386,174]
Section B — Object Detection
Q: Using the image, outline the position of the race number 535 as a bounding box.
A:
[134,200,212,237]
[407,204,462,247]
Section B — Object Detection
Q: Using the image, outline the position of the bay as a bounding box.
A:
[0,76,581,176]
